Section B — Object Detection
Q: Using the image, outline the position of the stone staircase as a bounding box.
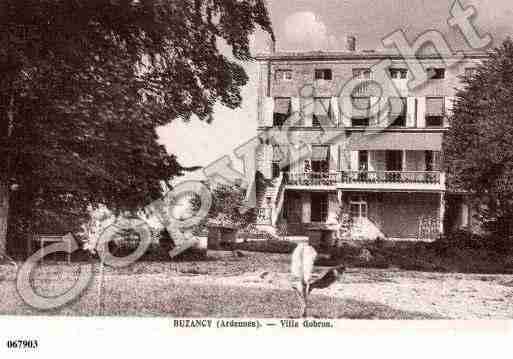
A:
[256,177,282,208]
[255,173,285,237]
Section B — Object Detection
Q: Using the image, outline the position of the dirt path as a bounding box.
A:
[166,270,513,319]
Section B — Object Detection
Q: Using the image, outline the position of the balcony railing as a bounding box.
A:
[342,171,442,184]
[286,172,341,186]
[284,171,443,186]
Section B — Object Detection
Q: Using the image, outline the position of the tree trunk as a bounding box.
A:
[0,181,9,258]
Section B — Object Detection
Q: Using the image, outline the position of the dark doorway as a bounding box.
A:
[386,150,402,182]
[311,193,328,223]
[386,150,403,171]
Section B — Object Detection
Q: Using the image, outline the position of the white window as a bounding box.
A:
[275,70,292,81]
[350,195,368,220]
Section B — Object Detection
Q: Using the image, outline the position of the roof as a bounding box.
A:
[255,49,490,62]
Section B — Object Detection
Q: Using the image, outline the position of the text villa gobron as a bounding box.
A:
[172,319,334,329]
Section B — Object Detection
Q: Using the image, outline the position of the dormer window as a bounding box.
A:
[275,69,292,81]
[427,68,445,79]
[390,68,408,79]
[315,69,332,80]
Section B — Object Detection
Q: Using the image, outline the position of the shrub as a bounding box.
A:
[235,239,297,254]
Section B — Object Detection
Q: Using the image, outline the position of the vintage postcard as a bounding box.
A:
[0,0,512,356]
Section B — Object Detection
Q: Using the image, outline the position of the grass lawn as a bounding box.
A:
[0,251,512,319]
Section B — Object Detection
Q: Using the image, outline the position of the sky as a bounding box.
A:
[156,0,512,182]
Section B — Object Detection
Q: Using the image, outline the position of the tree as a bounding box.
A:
[0,0,273,258]
[444,38,513,243]
[192,181,256,231]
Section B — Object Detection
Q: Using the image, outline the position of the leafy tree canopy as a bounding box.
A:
[0,0,273,248]
[444,38,513,236]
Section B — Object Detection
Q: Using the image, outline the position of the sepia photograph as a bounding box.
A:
[0,0,512,355]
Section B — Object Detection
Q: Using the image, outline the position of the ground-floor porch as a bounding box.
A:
[276,190,452,240]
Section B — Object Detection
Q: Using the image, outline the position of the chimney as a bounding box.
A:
[346,35,356,52]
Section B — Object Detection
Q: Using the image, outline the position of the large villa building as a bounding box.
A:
[253,37,487,241]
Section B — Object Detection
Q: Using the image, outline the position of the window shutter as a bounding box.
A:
[291,97,301,126]
[407,97,416,127]
[263,97,274,127]
[340,147,351,171]
[426,97,444,115]
[417,97,426,128]
[368,151,375,171]
[405,151,414,171]
[330,97,340,126]
[264,144,273,179]
[370,96,380,126]
[303,144,312,172]
[289,146,301,174]
[340,97,352,127]
[350,151,359,171]
[433,151,442,171]
[330,144,338,172]
[302,97,314,127]
[445,96,456,127]
[374,150,386,171]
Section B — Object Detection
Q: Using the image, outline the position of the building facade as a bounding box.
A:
[254,42,486,241]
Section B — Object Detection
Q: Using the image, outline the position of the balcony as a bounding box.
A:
[285,172,341,187]
[284,171,446,192]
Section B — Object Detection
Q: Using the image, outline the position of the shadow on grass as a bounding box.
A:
[0,273,444,319]
[120,283,444,319]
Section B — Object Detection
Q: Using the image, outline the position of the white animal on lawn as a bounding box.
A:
[290,243,317,317]
[290,243,346,318]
